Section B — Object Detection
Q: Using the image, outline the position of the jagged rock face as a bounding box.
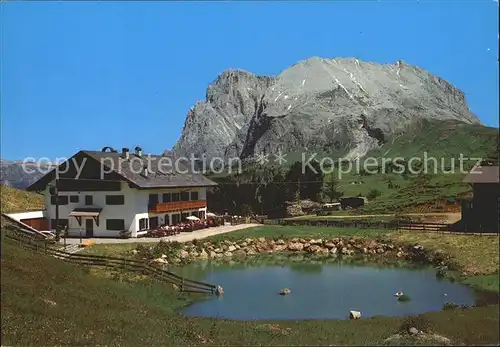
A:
[172,70,274,159]
[172,57,480,160]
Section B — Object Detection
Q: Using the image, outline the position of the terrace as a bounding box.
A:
[148,200,207,213]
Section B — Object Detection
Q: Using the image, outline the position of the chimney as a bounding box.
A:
[121,148,130,160]
[135,146,143,157]
[143,165,148,177]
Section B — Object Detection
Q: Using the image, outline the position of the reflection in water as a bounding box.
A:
[175,256,477,321]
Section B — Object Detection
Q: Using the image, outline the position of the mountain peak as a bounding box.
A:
[172,57,480,160]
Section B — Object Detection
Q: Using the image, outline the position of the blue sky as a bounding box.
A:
[1,1,498,160]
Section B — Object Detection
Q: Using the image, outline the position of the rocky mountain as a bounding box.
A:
[1,159,57,190]
[172,57,481,161]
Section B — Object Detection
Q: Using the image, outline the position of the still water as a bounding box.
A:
[176,256,476,320]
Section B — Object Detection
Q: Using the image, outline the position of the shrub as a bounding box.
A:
[443,302,458,310]
[367,189,382,200]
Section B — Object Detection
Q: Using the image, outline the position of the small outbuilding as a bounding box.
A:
[461,165,499,233]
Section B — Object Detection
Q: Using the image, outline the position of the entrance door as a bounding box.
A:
[149,216,159,229]
[85,219,94,238]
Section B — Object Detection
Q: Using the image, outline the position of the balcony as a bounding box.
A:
[149,200,207,213]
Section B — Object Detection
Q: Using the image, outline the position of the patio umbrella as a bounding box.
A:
[206,212,216,217]
[186,216,200,221]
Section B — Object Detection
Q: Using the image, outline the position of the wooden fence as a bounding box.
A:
[263,218,453,232]
[263,218,497,235]
[2,225,216,294]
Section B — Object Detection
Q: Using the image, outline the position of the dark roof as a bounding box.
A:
[27,150,218,191]
[463,166,499,184]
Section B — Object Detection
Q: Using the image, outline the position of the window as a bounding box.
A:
[181,212,189,220]
[105,195,125,205]
[162,193,171,203]
[85,195,93,205]
[149,216,159,229]
[191,191,199,201]
[69,195,79,203]
[139,218,149,230]
[180,191,190,201]
[50,195,68,205]
[164,214,170,225]
[171,214,180,225]
[106,219,125,231]
[51,219,68,229]
[171,193,180,202]
[149,194,159,205]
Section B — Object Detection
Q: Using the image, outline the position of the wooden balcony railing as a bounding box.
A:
[149,200,207,213]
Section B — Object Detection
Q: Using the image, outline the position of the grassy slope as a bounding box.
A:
[2,235,499,346]
[331,120,498,212]
[0,184,44,213]
[366,119,498,160]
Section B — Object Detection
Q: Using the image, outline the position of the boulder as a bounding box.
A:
[273,244,287,252]
[233,249,247,258]
[409,327,419,335]
[279,288,291,295]
[308,245,321,253]
[199,249,209,259]
[330,247,338,254]
[179,250,190,259]
[325,242,336,249]
[288,242,304,251]
[319,247,330,255]
[223,251,233,257]
[228,245,237,252]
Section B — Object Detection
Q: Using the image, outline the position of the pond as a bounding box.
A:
[174,256,477,320]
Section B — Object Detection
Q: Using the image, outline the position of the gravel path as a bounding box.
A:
[60,223,261,245]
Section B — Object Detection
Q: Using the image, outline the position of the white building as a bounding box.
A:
[27,146,218,238]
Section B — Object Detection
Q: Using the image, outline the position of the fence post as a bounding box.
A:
[181,278,185,292]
